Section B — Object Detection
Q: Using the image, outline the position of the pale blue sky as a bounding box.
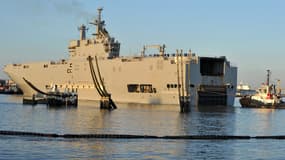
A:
[0,0,285,88]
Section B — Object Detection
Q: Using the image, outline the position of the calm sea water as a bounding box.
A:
[1,94,285,159]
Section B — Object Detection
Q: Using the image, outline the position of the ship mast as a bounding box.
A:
[266,69,271,86]
[90,7,109,39]
[96,7,103,35]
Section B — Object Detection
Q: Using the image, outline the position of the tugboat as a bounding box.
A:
[239,70,285,108]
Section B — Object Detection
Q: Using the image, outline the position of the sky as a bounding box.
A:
[0,0,285,89]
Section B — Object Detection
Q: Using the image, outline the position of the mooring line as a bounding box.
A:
[1,130,285,140]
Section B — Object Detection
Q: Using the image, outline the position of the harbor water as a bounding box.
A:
[1,94,285,159]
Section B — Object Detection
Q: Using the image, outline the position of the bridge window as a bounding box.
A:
[23,65,29,69]
[140,84,153,93]
[167,84,181,89]
[127,84,139,93]
[127,84,156,93]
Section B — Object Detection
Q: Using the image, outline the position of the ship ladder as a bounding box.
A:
[87,56,117,110]
[176,50,190,112]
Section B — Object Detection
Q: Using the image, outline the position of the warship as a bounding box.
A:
[4,8,237,107]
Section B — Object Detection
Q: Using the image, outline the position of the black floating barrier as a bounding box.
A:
[0,130,59,137]
[0,130,284,140]
[162,135,251,140]
[254,136,285,139]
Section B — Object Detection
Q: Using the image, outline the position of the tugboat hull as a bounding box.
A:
[240,96,285,109]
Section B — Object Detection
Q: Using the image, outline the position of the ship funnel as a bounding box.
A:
[78,24,88,40]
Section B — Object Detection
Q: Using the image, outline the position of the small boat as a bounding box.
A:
[240,70,285,108]
[22,78,78,106]
[46,85,78,106]
[46,92,78,106]
[236,82,256,97]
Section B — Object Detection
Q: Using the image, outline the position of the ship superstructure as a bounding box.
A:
[4,8,237,106]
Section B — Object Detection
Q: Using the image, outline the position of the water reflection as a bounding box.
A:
[46,105,77,111]
[3,95,285,136]
[3,95,285,159]
[236,108,279,136]
[177,105,237,136]
[195,105,234,113]
[2,136,284,159]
